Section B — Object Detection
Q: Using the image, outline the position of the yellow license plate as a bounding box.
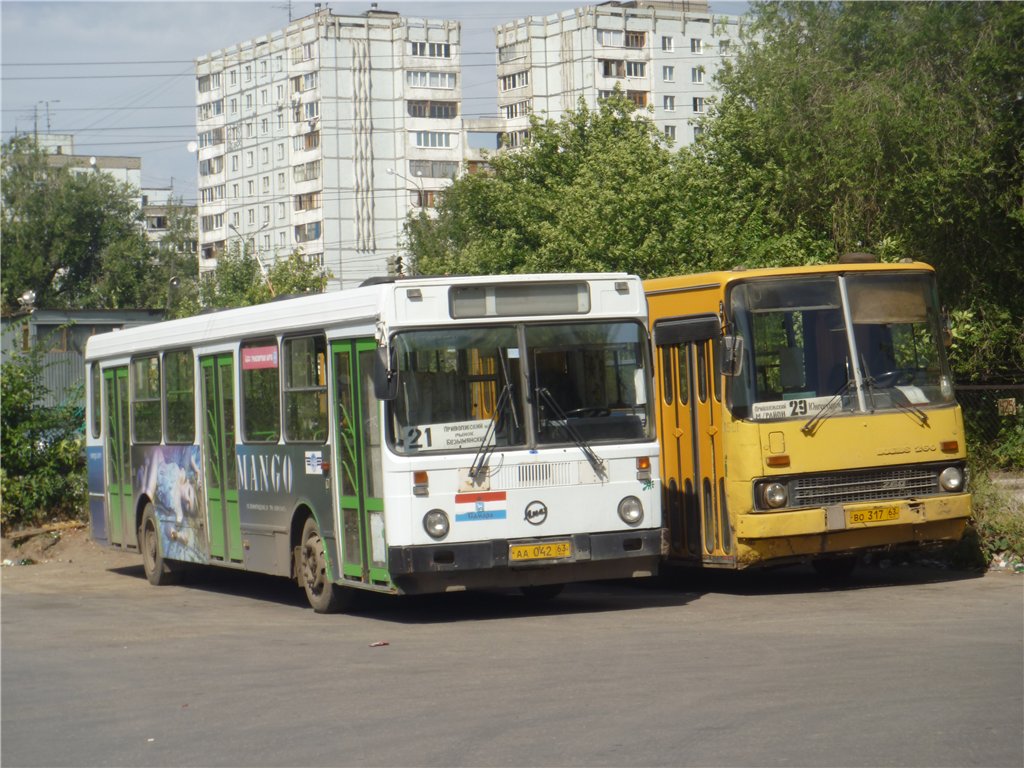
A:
[847,505,901,526]
[509,541,573,562]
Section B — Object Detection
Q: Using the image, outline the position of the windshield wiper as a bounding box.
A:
[801,378,856,436]
[467,384,514,481]
[468,352,519,481]
[536,387,606,476]
[865,378,929,427]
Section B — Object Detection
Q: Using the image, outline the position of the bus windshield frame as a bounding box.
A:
[388,320,653,454]
[726,271,956,423]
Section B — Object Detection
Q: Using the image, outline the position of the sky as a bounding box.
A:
[2,0,747,204]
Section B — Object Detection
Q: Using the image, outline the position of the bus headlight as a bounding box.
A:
[618,496,644,526]
[939,466,964,492]
[761,482,788,509]
[423,509,450,540]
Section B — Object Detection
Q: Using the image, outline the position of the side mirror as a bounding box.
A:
[373,346,399,401]
[721,335,745,377]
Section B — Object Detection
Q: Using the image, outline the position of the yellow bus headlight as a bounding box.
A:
[939,466,964,492]
[760,482,788,509]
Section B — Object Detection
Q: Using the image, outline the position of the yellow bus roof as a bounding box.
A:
[644,261,935,295]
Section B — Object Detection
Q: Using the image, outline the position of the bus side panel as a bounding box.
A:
[87,446,108,544]
[133,444,208,564]
[235,444,336,578]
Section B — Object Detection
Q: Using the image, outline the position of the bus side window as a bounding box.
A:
[241,339,281,443]
[283,335,328,443]
[165,350,195,444]
[131,355,162,444]
[661,346,673,405]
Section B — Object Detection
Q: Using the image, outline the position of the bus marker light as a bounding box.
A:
[940,440,959,453]
[636,457,651,481]
[413,470,429,496]
[766,455,790,468]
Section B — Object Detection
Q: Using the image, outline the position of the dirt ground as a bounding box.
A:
[1,525,141,589]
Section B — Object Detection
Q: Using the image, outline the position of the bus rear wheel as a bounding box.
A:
[812,555,858,582]
[139,503,180,586]
[300,516,351,613]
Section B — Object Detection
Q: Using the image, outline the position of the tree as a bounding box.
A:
[408,94,685,278]
[1,321,87,529]
[180,243,329,316]
[697,1,1024,376]
[0,136,158,312]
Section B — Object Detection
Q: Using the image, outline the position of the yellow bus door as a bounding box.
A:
[103,367,132,548]
[655,316,733,566]
[332,339,389,587]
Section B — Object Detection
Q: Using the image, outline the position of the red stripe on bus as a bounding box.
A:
[454,491,507,504]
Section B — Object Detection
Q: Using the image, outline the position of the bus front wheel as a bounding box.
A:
[139,503,180,586]
[300,516,350,614]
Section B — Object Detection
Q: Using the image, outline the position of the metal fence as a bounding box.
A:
[957,382,1024,470]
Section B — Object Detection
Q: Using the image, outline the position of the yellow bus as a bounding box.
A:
[645,256,971,576]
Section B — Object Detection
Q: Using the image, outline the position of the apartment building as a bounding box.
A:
[494,0,740,148]
[194,7,462,288]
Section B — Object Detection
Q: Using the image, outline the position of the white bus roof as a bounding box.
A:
[84,273,638,362]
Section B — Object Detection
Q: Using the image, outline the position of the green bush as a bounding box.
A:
[948,463,1024,569]
[1,322,87,531]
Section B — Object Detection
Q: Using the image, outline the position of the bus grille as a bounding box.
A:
[791,468,939,507]
[495,462,577,488]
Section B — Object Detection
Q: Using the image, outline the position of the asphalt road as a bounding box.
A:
[2,550,1021,768]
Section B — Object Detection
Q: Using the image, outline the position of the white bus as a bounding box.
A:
[84,274,663,612]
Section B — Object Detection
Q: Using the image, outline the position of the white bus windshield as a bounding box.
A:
[389,321,652,454]
[728,272,955,422]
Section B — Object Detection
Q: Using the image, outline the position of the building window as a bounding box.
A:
[246,151,254,168]
[498,42,526,63]
[414,131,453,148]
[720,39,731,55]
[303,101,320,120]
[232,183,239,199]
[262,205,270,223]
[693,125,705,140]
[409,41,451,58]
[664,95,675,111]
[262,176,270,193]
[247,180,254,195]
[661,36,674,51]
[261,89,268,105]
[277,172,285,187]
[406,70,457,89]
[664,125,676,141]
[626,91,649,108]
[294,221,322,243]
[229,69,237,86]
[409,159,460,179]
[406,100,458,119]
[230,97,238,115]
[260,118,269,135]
[277,202,286,219]
[244,65,252,81]
[503,100,531,119]
[248,208,255,224]
[596,29,622,47]
[294,130,320,151]
[294,192,322,211]
[626,61,646,78]
[600,59,624,78]
[693,97,705,113]
[232,211,240,227]
[692,67,704,84]
[293,160,321,183]
[499,71,529,92]
[261,147,269,164]
[690,38,703,54]
[625,32,646,49]
[663,66,675,82]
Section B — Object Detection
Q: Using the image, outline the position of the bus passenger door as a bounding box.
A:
[690,336,733,565]
[332,339,389,587]
[103,366,132,548]
[655,316,732,566]
[200,354,243,562]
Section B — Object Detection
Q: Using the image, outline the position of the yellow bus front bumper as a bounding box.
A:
[734,493,972,567]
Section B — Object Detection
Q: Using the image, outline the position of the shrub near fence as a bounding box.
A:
[957,382,1024,471]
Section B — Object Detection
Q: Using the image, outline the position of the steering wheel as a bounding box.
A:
[872,369,917,387]
[565,407,611,418]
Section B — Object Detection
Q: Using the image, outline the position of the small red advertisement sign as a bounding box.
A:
[242,346,278,370]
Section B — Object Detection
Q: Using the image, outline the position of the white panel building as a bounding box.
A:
[494,1,741,148]
[194,8,462,288]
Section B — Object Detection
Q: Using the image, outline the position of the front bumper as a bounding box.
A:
[387,528,666,594]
